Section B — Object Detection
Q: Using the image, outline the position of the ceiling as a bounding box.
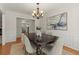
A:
[1,3,79,16]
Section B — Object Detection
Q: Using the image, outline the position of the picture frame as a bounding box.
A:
[47,12,67,30]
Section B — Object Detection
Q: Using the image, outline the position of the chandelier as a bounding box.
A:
[32,3,44,19]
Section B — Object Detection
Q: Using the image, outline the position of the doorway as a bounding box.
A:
[16,18,35,38]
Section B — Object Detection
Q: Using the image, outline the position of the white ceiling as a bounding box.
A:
[1,3,79,16]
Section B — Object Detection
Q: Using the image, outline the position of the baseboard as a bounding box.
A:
[63,46,79,55]
[4,37,21,45]
[16,36,21,40]
[2,43,5,46]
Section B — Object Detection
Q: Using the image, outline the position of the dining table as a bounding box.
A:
[29,33,58,55]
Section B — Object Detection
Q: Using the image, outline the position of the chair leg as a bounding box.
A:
[23,46,36,55]
[24,50,36,55]
[24,50,29,55]
[22,45,28,55]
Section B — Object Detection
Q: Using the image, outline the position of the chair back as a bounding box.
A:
[47,37,64,55]
[23,33,35,53]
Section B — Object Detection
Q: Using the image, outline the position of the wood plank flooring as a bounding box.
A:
[63,46,79,55]
[0,44,2,55]
[1,37,21,55]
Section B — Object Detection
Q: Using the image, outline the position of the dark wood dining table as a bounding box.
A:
[29,33,58,55]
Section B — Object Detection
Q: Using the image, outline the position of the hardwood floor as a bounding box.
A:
[0,35,2,55]
[1,37,21,55]
[63,46,79,55]
[2,43,11,55]
[0,44,2,55]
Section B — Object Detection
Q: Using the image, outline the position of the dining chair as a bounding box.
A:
[22,33,36,55]
[42,37,64,55]
[47,37,64,55]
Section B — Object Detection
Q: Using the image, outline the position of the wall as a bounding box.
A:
[0,11,2,44]
[45,6,79,51]
[2,10,32,45]
[0,13,2,28]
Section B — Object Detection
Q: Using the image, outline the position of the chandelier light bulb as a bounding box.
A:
[40,11,43,13]
[32,13,34,16]
[33,10,36,13]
